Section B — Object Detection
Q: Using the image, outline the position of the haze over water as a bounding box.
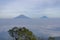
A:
[0,17,60,37]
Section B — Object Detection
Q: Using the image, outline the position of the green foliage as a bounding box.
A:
[8,27,37,40]
[48,37,55,40]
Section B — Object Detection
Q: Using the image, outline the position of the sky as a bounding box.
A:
[0,0,60,18]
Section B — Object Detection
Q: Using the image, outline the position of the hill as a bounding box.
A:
[15,15,31,19]
[41,16,48,19]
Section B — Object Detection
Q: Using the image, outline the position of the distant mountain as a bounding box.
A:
[15,15,31,19]
[41,16,48,19]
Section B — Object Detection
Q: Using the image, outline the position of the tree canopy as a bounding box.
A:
[48,37,55,40]
[8,27,37,40]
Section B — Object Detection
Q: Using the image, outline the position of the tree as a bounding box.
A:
[48,37,55,40]
[8,27,37,40]
[8,27,19,40]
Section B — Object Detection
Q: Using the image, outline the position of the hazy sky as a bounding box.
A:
[0,0,60,18]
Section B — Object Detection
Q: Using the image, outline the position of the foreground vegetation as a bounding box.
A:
[8,27,55,40]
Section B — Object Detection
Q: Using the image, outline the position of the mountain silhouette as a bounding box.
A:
[41,16,48,19]
[15,15,30,19]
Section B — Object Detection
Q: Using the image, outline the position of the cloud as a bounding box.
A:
[40,7,60,18]
[0,0,60,18]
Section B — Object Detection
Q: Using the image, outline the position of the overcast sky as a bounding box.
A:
[0,0,60,18]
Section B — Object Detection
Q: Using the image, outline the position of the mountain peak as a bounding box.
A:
[41,16,48,19]
[15,15,30,19]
